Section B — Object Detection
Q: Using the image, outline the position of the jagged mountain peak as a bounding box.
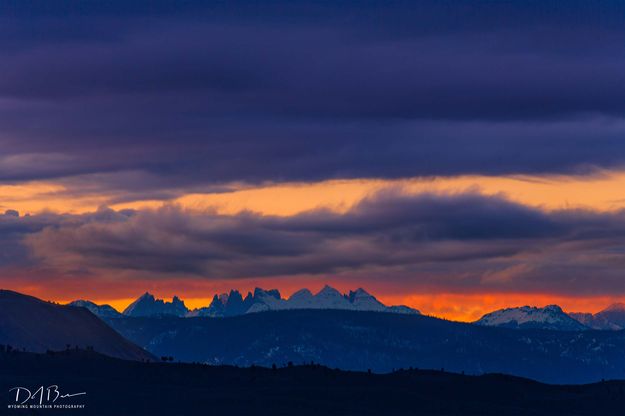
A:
[573,303,625,330]
[228,290,244,303]
[316,285,343,299]
[77,286,420,319]
[138,292,154,300]
[191,285,419,317]
[290,288,313,298]
[347,288,373,301]
[123,292,189,317]
[253,288,281,300]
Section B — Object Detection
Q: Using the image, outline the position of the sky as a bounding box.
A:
[1,1,625,321]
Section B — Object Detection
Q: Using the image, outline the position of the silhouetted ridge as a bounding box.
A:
[2,349,623,415]
[0,290,153,361]
[108,308,625,384]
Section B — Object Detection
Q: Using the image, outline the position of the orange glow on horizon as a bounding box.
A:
[92,292,622,322]
[375,293,623,322]
[47,292,624,322]
[16,281,621,323]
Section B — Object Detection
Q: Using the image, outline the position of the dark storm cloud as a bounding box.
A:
[0,1,624,191]
[8,191,624,295]
[0,207,133,266]
[0,210,49,266]
[265,191,562,239]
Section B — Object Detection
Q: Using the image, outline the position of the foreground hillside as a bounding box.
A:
[0,290,153,361]
[1,349,624,416]
[108,309,625,384]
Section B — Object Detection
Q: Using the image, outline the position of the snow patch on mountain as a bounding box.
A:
[68,300,123,318]
[475,305,588,331]
[569,303,625,330]
[123,292,189,317]
[82,286,418,319]
[192,285,420,317]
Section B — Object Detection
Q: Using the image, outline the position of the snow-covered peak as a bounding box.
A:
[122,292,152,315]
[246,288,285,313]
[315,285,343,299]
[68,300,122,318]
[569,311,622,330]
[347,288,370,300]
[587,303,625,329]
[476,305,587,331]
[240,285,419,315]
[189,294,224,317]
[387,305,420,314]
[253,288,281,300]
[218,293,229,304]
[287,289,316,309]
[290,288,313,300]
[317,284,342,296]
[123,293,189,317]
[125,286,420,318]
[346,288,386,311]
[568,302,625,330]
[313,285,350,309]
[603,302,625,312]
[138,292,155,301]
[543,305,564,313]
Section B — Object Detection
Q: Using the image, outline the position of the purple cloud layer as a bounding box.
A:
[0,191,623,295]
[0,1,624,196]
